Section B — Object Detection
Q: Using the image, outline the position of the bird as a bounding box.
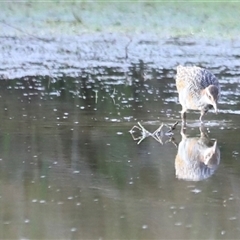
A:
[176,65,220,123]
[175,125,220,181]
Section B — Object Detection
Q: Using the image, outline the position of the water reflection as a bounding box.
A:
[175,125,220,181]
[1,68,240,239]
[129,121,220,181]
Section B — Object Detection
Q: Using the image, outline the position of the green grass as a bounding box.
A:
[0,1,240,39]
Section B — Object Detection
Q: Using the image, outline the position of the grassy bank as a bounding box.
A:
[0,1,240,39]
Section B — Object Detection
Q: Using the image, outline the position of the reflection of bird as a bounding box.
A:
[176,65,220,122]
[175,125,220,181]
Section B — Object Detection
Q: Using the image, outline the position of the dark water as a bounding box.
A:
[0,62,240,239]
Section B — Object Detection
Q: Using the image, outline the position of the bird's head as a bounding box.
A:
[204,85,219,113]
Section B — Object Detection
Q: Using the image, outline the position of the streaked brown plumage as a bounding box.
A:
[175,125,220,181]
[176,65,220,122]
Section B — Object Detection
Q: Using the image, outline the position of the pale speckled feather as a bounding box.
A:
[176,65,219,89]
[176,65,220,111]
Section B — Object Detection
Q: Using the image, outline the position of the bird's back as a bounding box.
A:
[176,65,219,110]
[176,65,219,90]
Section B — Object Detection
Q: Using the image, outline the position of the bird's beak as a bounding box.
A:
[213,102,218,114]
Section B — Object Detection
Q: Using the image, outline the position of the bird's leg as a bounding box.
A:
[199,110,205,123]
[180,123,187,139]
[200,107,208,123]
[181,109,186,125]
[199,124,208,139]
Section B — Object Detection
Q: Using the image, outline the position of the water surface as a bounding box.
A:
[0,31,240,239]
[0,61,240,240]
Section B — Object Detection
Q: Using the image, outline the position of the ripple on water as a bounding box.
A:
[142,224,148,229]
[221,109,240,115]
[191,188,202,194]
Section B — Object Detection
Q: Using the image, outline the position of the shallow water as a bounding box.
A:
[0,35,240,239]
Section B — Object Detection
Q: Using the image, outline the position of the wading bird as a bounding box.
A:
[176,65,220,123]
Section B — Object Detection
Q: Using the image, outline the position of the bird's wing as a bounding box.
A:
[198,68,219,89]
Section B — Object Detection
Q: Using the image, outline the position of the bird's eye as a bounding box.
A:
[207,93,213,100]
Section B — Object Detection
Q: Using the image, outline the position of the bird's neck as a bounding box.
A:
[198,89,209,107]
